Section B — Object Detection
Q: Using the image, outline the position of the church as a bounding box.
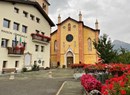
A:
[50,12,100,68]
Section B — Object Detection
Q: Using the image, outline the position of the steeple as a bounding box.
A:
[58,14,61,24]
[95,19,99,30]
[79,11,82,21]
[34,0,50,14]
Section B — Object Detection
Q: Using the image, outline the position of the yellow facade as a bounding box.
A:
[51,15,100,68]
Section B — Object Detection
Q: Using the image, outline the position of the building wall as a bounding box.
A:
[50,18,99,67]
[0,2,51,73]
[36,0,49,14]
[60,20,79,66]
[50,32,57,66]
[83,27,98,64]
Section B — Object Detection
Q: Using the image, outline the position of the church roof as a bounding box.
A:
[51,29,57,35]
[51,17,99,35]
[0,0,54,27]
[57,17,83,25]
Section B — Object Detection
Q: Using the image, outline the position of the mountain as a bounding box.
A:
[112,40,130,51]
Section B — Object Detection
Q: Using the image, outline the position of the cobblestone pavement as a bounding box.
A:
[58,80,83,95]
[0,79,63,95]
[0,69,82,95]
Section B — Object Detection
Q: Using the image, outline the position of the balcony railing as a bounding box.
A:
[31,33,51,44]
[7,47,25,56]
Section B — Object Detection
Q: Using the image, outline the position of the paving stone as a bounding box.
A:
[0,69,82,95]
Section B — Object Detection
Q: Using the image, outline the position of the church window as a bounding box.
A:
[74,41,76,47]
[88,38,92,51]
[68,23,71,31]
[73,25,76,28]
[54,40,57,52]
[66,34,73,42]
[63,42,65,48]
[63,26,66,29]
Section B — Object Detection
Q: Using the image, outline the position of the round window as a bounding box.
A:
[66,34,73,42]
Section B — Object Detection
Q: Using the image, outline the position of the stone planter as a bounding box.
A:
[111,71,124,76]
[82,86,101,95]
[73,73,85,80]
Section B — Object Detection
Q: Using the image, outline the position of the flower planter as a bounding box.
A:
[111,71,124,76]
[82,86,101,95]
[73,73,84,80]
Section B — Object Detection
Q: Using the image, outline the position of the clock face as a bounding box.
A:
[66,34,73,42]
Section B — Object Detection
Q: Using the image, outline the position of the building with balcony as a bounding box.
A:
[0,0,54,74]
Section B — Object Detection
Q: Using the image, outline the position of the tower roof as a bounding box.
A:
[0,0,54,26]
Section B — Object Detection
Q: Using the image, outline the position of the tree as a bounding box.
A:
[116,47,130,64]
[93,34,117,63]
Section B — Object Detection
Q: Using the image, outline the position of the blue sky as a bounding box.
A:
[48,0,130,43]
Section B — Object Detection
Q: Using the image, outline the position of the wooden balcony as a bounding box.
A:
[7,47,24,57]
[31,33,51,44]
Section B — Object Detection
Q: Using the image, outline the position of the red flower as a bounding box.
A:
[120,90,126,95]
[120,81,125,87]
[81,74,102,92]
[108,84,113,90]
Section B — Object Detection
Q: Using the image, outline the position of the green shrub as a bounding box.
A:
[22,67,27,72]
[32,64,39,71]
[62,65,66,68]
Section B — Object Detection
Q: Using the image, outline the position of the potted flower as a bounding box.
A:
[81,74,102,92]
[20,47,25,53]
[108,63,125,76]
[101,73,130,95]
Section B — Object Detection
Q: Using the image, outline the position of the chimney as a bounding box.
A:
[95,19,99,30]
[58,14,61,24]
[79,11,82,21]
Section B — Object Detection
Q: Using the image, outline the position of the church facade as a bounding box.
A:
[50,12,100,67]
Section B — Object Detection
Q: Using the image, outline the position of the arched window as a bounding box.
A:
[68,23,71,31]
[88,38,92,51]
[54,40,57,52]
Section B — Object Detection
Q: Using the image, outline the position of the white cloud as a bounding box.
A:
[48,0,130,43]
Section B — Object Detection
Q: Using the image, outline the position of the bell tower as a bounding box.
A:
[34,0,50,14]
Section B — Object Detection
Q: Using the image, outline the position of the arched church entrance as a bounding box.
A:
[66,51,73,67]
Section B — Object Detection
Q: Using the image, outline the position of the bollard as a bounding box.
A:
[9,72,15,80]
[48,71,52,78]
